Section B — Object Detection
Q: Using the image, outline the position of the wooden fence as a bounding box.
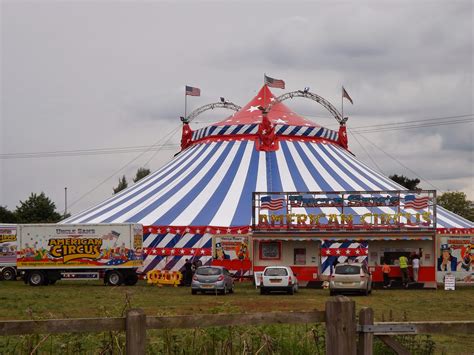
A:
[1,296,473,354]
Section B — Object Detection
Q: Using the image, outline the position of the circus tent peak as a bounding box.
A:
[213,85,319,128]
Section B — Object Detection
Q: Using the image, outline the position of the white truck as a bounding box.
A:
[17,223,143,286]
[0,224,17,281]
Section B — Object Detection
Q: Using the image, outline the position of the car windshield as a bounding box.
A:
[264,268,288,276]
[335,265,361,275]
[196,267,221,276]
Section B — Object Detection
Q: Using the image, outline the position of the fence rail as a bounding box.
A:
[1,297,473,355]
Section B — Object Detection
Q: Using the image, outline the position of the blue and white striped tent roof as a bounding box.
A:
[64,86,473,231]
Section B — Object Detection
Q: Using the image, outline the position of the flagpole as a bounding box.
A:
[263,73,266,107]
[184,87,187,120]
[341,86,344,122]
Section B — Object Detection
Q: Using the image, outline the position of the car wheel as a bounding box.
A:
[288,286,294,295]
[1,267,16,281]
[329,289,336,296]
[260,287,266,295]
[221,285,227,295]
[363,287,369,296]
[191,289,197,295]
[105,271,123,286]
[28,271,45,286]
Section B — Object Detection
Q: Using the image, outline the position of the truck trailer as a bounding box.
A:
[17,223,143,286]
[0,224,17,280]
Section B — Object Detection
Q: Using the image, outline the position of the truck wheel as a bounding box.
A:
[2,267,16,281]
[28,271,45,286]
[124,274,138,286]
[105,271,123,286]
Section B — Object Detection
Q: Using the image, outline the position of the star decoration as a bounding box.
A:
[274,118,287,124]
[226,228,231,233]
[346,249,351,255]
[201,249,206,254]
[216,229,221,234]
[336,250,341,255]
[326,250,331,255]
[247,105,260,112]
[355,249,360,254]
[237,229,242,234]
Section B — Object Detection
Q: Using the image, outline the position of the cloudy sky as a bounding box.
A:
[1,0,473,216]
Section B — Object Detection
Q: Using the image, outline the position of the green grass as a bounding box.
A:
[0,280,473,354]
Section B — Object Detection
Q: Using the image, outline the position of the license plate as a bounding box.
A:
[201,284,214,288]
[270,279,282,283]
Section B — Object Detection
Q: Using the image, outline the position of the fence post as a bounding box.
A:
[357,307,374,355]
[325,296,356,355]
[126,309,146,355]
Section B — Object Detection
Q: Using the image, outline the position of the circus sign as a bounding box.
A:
[252,190,437,232]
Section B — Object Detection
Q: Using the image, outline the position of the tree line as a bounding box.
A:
[1,173,472,223]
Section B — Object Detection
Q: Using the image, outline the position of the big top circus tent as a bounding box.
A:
[63,85,473,286]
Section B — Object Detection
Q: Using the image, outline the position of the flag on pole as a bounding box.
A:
[185,86,201,96]
[264,75,285,89]
[342,86,353,104]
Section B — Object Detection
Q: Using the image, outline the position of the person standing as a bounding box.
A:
[399,255,409,288]
[184,259,193,286]
[382,260,391,288]
[412,255,420,282]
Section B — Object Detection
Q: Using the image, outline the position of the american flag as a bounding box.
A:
[261,196,285,210]
[342,86,353,104]
[185,86,201,96]
[404,195,430,210]
[264,75,285,89]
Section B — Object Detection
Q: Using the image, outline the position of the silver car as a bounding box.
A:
[329,263,372,296]
[191,266,234,295]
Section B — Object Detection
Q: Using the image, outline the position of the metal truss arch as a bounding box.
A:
[186,102,241,123]
[269,91,345,124]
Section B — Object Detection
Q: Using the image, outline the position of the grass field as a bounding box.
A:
[0,280,473,354]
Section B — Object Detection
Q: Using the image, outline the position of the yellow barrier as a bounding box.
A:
[146,270,182,287]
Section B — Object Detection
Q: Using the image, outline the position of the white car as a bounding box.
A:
[260,266,298,295]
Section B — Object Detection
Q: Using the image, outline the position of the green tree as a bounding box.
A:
[437,191,474,222]
[113,175,128,194]
[133,167,151,183]
[389,174,421,190]
[15,192,63,223]
[0,206,17,223]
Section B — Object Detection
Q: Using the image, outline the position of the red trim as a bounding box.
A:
[370,266,436,282]
[436,228,474,235]
[259,241,282,260]
[253,265,319,282]
[212,259,252,271]
[143,247,211,256]
[143,226,251,235]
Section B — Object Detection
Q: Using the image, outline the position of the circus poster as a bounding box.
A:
[436,236,473,284]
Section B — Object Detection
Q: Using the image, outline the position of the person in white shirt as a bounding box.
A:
[412,255,420,282]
